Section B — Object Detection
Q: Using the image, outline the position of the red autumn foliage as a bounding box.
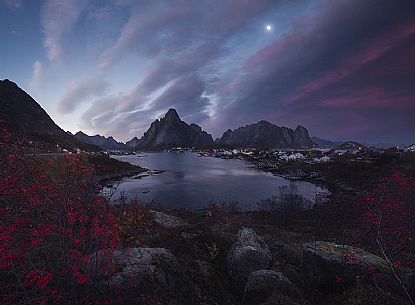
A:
[362,171,415,268]
[0,126,121,304]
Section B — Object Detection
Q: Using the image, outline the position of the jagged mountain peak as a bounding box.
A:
[165,108,179,118]
[295,125,307,131]
[217,121,315,149]
[256,120,273,126]
[74,131,127,151]
[138,108,213,150]
[162,108,182,125]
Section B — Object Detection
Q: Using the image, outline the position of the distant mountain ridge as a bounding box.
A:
[0,79,100,152]
[138,109,213,150]
[74,131,128,151]
[125,137,140,149]
[216,120,315,149]
[311,137,339,148]
[4,79,396,152]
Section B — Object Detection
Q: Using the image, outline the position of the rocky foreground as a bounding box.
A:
[105,207,415,305]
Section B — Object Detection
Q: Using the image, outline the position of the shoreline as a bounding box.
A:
[103,152,329,208]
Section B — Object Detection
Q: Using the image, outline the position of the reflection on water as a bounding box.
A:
[108,152,327,210]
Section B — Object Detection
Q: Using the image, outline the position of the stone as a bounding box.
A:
[302,241,390,287]
[150,210,188,230]
[94,248,198,304]
[227,228,272,289]
[243,270,300,304]
[268,240,302,269]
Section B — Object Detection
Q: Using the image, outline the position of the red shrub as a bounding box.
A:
[361,171,415,304]
[0,127,121,304]
[362,171,415,268]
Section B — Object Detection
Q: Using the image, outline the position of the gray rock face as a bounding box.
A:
[217,120,315,148]
[125,137,140,149]
[302,241,389,287]
[294,125,313,147]
[138,109,213,150]
[150,210,188,230]
[243,270,299,304]
[227,228,272,289]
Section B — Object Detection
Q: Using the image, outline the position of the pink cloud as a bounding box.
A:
[290,21,415,103]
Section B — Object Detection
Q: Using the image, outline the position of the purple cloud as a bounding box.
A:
[41,0,87,61]
[57,77,110,114]
[209,0,415,144]
[35,0,415,145]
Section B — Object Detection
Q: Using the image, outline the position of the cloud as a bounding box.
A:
[210,0,415,143]
[79,75,212,141]
[98,0,281,69]
[41,0,87,61]
[1,0,22,10]
[9,30,22,36]
[67,0,415,144]
[81,0,296,140]
[30,60,44,90]
[57,77,110,114]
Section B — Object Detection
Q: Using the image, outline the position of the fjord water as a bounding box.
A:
[110,152,325,209]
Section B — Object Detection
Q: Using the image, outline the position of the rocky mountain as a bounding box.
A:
[311,136,338,148]
[216,120,315,149]
[74,131,127,151]
[0,79,100,152]
[125,137,141,149]
[335,141,366,150]
[138,109,213,150]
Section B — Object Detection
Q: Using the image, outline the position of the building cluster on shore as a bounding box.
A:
[183,143,409,181]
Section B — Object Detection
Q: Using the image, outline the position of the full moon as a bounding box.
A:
[265,24,273,32]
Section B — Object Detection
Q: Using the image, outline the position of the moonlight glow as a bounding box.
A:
[265,24,273,32]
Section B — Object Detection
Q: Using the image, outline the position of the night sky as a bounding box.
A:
[1,0,414,145]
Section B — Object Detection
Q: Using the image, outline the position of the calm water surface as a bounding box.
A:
[109,152,326,209]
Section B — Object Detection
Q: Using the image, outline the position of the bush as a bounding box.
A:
[362,171,415,268]
[257,184,305,225]
[0,126,121,305]
[208,200,240,214]
[360,171,415,304]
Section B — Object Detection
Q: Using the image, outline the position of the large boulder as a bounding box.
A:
[265,238,305,288]
[302,241,390,287]
[265,237,302,269]
[227,228,272,289]
[243,270,300,304]
[95,248,198,304]
[109,248,177,287]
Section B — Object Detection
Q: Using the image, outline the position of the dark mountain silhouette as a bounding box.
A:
[335,141,367,150]
[125,137,140,149]
[311,136,339,148]
[74,131,127,150]
[0,79,100,152]
[138,109,213,150]
[216,120,315,148]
